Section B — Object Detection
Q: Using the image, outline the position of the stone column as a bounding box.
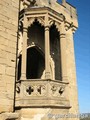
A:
[62,0,66,6]
[21,15,27,80]
[60,22,67,81]
[45,14,51,79]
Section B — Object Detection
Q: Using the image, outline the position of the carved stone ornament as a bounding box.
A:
[51,85,57,94]
[37,85,46,95]
[49,18,60,32]
[16,85,20,94]
[59,87,65,95]
[26,86,34,95]
[28,17,45,27]
[16,82,21,94]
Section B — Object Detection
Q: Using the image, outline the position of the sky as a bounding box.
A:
[58,0,90,113]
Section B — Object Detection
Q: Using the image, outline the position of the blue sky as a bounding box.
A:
[58,0,90,113]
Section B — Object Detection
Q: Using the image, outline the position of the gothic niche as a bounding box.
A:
[50,24,61,80]
[17,20,45,80]
[27,20,45,79]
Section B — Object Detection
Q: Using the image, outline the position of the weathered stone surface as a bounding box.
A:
[0,0,79,120]
[0,0,19,114]
[0,112,19,120]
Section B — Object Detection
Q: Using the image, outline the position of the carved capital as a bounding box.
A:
[23,27,28,32]
[60,33,66,39]
[65,22,73,31]
[45,26,49,31]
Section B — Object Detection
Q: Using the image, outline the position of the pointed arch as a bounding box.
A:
[26,46,45,79]
[17,45,45,80]
[27,19,45,52]
[28,17,45,27]
[49,18,61,33]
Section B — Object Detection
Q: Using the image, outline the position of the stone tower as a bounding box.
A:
[0,0,79,120]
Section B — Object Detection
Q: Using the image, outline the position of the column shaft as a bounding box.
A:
[62,0,66,6]
[60,22,67,81]
[45,15,51,79]
[21,16,27,80]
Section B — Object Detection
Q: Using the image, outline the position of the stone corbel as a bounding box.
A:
[65,21,77,33]
[22,0,30,8]
[49,18,55,27]
[72,26,77,34]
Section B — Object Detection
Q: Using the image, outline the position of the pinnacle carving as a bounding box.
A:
[22,0,36,8]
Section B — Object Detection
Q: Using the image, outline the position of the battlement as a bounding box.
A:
[20,0,78,29]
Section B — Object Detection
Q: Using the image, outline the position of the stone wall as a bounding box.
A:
[66,29,79,120]
[0,0,19,113]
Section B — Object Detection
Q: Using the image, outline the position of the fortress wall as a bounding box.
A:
[0,0,19,113]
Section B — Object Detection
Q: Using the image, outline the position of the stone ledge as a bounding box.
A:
[15,79,70,109]
[0,112,19,120]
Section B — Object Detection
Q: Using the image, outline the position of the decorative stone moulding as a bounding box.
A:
[27,17,45,27]
[19,7,65,26]
[65,21,77,33]
[15,79,70,108]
